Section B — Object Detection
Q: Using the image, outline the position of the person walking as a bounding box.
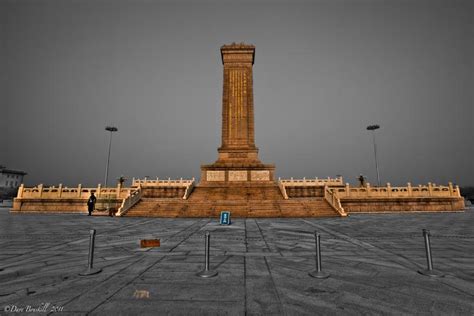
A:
[87,192,96,216]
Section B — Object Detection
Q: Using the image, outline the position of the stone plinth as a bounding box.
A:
[200,163,275,185]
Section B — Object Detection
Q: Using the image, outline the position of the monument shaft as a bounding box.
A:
[201,43,275,183]
[219,44,257,160]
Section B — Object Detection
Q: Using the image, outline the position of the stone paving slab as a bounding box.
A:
[0,206,473,315]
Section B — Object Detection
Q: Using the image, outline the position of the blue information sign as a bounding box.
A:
[220,211,231,225]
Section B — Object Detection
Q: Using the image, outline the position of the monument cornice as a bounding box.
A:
[221,42,255,65]
[221,42,255,50]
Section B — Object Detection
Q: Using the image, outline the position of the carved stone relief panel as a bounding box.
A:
[207,171,225,182]
[228,170,248,181]
[251,170,270,181]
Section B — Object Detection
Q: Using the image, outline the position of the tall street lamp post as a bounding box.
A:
[366,124,381,187]
[104,126,118,187]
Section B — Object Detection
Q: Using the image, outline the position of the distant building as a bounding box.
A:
[0,165,27,200]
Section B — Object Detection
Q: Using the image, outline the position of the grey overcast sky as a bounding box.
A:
[1,0,473,187]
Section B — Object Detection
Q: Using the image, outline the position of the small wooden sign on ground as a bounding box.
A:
[140,239,160,248]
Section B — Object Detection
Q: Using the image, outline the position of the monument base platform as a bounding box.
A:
[340,197,465,213]
[11,180,465,217]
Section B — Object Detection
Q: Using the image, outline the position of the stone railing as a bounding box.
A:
[182,181,195,200]
[279,176,344,187]
[334,182,462,199]
[277,177,342,199]
[324,186,347,217]
[132,177,195,187]
[116,187,142,217]
[278,181,289,200]
[17,183,132,199]
[132,177,195,200]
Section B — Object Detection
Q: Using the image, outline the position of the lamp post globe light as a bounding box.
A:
[104,126,118,188]
[366,124,381,187]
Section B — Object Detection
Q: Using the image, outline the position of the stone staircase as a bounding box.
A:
[279,199,339,217]
[121,182,341,218]
[124,196,339,218]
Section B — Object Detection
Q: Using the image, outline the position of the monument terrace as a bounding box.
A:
[11,43,465,217]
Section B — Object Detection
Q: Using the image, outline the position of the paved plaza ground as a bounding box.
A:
[0,207,473,315]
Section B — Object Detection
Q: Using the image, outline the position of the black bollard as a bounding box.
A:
[196,231,218,278]
[309,231,330,279]
[79,229,102,276]
[417,229,444,277]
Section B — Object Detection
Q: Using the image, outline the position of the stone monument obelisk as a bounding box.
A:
[200,43,275,184]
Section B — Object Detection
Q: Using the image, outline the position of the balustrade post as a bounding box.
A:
[345,183,350,197]
[18,184,24,198]
[428,182,433,196]
[97,184,101,198]
[407,182,412,196]
[78,184,82,197]
[38,184,44,197]
[386,183,391,197]
[455,185,461,197]
[448,182,453,196]
[58,183,63,198]
[117,182,121,198]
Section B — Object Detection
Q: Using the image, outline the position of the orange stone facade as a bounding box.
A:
[200,43,275,185]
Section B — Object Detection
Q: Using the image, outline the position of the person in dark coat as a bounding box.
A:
[87,192,96,216]
[358,174,366,187]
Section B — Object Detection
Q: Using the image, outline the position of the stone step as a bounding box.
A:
[124,197,339,218]
[188,186,284,201]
